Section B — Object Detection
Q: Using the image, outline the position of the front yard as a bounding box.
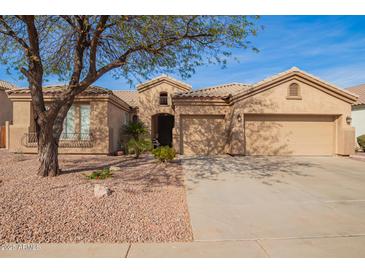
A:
[0,150,192,244]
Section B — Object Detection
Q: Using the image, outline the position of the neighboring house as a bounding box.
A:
[5,67,359,156]
[6,86,134,154]
[346,84,365,139]
[0,80,17,148]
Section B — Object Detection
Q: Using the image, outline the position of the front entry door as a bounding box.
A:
[158,115,174,147]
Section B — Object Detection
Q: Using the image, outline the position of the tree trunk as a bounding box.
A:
[37,128,60,177]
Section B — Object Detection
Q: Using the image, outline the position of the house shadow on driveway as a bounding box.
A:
[181,155,319,185]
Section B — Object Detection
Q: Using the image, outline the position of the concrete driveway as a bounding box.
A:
[182,156,365,257]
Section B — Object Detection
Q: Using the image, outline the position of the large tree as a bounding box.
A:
[0,16,259,177]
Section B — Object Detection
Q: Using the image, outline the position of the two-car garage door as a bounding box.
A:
[180,114,336,156]
[245,114,335,156]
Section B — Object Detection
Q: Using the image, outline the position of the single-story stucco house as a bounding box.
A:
[2,67,359,156]
[347,84,365,140]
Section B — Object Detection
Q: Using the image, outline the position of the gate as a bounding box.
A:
[0,126,6,148]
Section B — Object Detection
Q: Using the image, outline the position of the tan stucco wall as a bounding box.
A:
[0,89,12,126]
[173,79,355,156]
[138,82,184,134]
[108,101,131,154]
[230,80,354,155]
[7,97,129,155]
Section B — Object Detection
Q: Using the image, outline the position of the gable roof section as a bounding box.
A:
[346,84,365,106]
[6,85,132,111]
[137,74,192,93]
[113,90,138,107]
[174,83,250,99]
[0,80,17,90]
[231,67,359,104]
[6,85,112,96]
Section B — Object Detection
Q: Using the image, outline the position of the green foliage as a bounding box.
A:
[127,137,152,159]
[152,146,177,162]
[357,135,365,150]
[0,16,261,82]
[85,168,112,180]
[122,121,147,140]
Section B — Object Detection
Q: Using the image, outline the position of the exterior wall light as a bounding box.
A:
[346,116,352,125]
[237,114,242,122]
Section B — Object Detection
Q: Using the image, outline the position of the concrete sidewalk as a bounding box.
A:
[2,234,365,258]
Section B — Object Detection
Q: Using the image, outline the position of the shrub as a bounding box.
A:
[127,137,152,158]
[85,168,112,180]
[357,135,365,151]
[122,121,147,140]
[152,146,176,162]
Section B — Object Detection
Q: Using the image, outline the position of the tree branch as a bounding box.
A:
[88,16,109,76]
[0,16,30,50]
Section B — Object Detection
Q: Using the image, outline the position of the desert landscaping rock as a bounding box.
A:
[109,166,121,171]
[0,150,192,244]
[94,184,111,198]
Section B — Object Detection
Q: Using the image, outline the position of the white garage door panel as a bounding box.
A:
[245,114,335,156]
[181,115,226,155]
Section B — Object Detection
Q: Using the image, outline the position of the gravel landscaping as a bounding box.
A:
[0,149,193,244]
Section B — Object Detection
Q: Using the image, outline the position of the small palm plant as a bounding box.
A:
[127,138,152,159]
[122,121,151,158]
[122,121,147,141]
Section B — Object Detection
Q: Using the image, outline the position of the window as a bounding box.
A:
[80,104,90,140]
[61,105,76,140]
[287,83,301,99]
[159,92,168,105]
[61,104,91,140]
[122,112,128,125]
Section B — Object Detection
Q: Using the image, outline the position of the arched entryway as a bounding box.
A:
[151,113,174,147]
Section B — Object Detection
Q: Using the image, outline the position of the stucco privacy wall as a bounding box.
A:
[352,106,365,138]
[0,89,12,126]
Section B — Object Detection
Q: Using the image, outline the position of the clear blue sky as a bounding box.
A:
[1,16,364,90]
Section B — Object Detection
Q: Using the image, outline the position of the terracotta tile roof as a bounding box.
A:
[6,85,112,96]
[137,74,192,91]
[175,83,250,98]
[251,67,358,98]
[232,67,359,101]
[0,80,17,90]
[347,84,365,106]
[112,90,138,107]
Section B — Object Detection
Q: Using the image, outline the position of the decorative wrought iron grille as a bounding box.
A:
[22,132,94,148]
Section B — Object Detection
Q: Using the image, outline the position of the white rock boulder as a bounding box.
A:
[94,184,111,198]
[109,166,121,171]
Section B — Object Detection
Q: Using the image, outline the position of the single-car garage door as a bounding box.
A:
[181,115,226,155]
[245,114,336,156]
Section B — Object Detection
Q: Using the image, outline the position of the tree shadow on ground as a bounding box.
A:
[54,154,184,193]
[60,154,152,175]
[181,155,320,185]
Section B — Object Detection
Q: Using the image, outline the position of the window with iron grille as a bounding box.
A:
[160,92,168,105]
